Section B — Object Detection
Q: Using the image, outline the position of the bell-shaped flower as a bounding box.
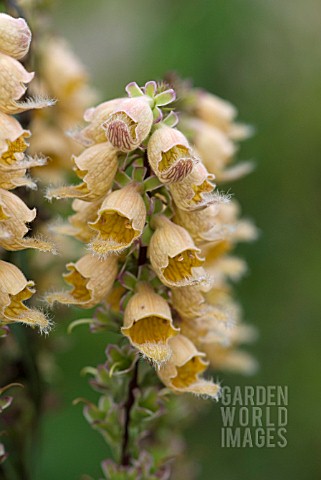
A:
[194,90,237,132]
[46,254,118,309]
[184,118,236,177]
[0,189,54,251]
[0,260,49,332]
[103,97,153,152]
[46,143,118,201]
[149,215,206,287]
[54,199,102,243]
[147,125,196,183]
[171,286,231,345]
[0,53,54,114]
[173,202,228,245]
[89,183,146,257]
[202,323,258,375]
[0,13,31,59]
[71,98,126,146]
[121,283,179,365]
[169,162,216,211]
[158,334,220,398]
[0,112,29,164]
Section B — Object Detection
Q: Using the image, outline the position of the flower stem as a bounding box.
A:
[121,359,139,466]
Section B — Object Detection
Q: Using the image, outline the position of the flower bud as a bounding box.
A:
[46,143,118,201]
[0,260,49,332]
[0,14,31,59]
[121,283,179,365]
[169,162,215,211]
[0,189,54,252]
[89,183,146,257]
[46,254,118,308]
[103,97,153,152]
[158,334,220,398]
[147,125,196,183]
[149,215,206,287]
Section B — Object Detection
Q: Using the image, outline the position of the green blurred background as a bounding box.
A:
[34,0,321,478]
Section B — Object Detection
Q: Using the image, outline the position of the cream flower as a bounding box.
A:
[194,90,237,132]
[158,334,220,398]
[72,98,126,146]
[54,199,102,243]
[46,143,118,201]
[0,13,31,60]
[40,37,88,102]
[169,162,216,211]
[203,341,258,375]
[0,53,54,114]
[121,283,179,365]
[171,286,231,345]
[0,112,30,163]
[0,260,49,332]
[0,189,53,251]
[173,203,227,245]
[149,215,206,287]
[147,125,196,183]
[89,183,146,257]
[103,97,153,152]
[46,254,118,309]
[184,118,236,176]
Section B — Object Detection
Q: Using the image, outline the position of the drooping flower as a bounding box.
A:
[73,98,126,146]
[173,202,229,245]
[103,97,153,152]
[46,143,118,201]
[0,52,54,114]
[46,254,118,308]
[171,285,232,345]
[202,323,258,375]
[147,125,196,183]
[54,198,102,243]
[158,334,220,398]
[0,188,54,251]
[89,183,146,257]
[183,118,236,178]
[121,283,179,365]
[0,112,46,188]
[149,215,206,287]
[0,13,31,60]
[193,90,237,133]
[0,112,30,163]
[169,162,216,211]
[0,260,49,332]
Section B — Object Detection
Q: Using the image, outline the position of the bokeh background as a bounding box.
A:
[33,0,321,478]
